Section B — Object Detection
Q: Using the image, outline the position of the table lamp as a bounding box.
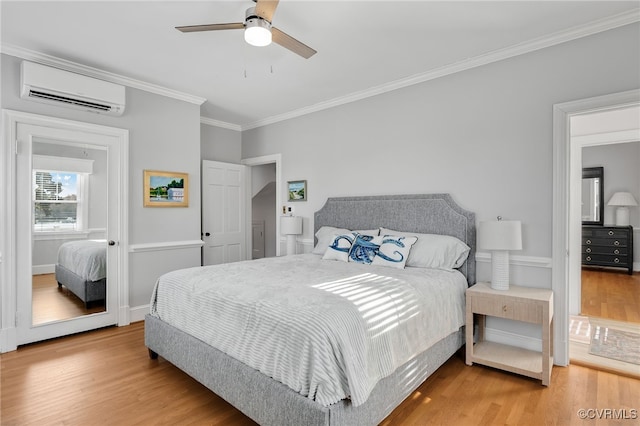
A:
[478,217,522,291]
[280,216,302,255]
[607,192,638,227]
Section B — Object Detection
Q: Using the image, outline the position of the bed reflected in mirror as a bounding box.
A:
[31,141,108,325]
[582,167,604,226]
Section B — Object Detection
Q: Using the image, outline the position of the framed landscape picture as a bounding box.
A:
[287,180,307,201]
[143,170,189,207]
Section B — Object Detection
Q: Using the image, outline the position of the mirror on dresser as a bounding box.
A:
[582,167,604,226]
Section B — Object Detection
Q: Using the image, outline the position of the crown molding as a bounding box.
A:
[200,116,242,132]
[1,43,207,106]
[242,8,640,131]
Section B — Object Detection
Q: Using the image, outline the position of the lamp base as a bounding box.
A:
[286,234,297,256]
[490,250,510,291]
[615,207,630,227]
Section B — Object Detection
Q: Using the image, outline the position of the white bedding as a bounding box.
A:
[57,239,107,282]
[150,253,467,407]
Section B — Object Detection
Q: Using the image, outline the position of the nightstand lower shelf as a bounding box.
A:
[470,341,553,382]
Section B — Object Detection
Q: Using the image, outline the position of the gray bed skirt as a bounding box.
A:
[55,263,106,308]
[145,314,464,426]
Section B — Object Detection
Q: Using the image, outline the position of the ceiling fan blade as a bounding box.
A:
[176,23,244,33]
[255,0,279,22]
[272,27,317,59]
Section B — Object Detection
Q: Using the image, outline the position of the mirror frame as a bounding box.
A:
[582,166,604,226]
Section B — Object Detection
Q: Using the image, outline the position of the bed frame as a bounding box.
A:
[145,193,476,425]
[55,263,106,309]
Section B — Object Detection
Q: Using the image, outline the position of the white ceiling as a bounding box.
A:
[2,1,639,130]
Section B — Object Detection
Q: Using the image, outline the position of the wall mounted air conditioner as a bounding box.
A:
[20,61,125,116]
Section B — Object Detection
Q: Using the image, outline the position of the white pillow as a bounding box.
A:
[371,235,418,269]
[322,233,357,262]
[313,226,351,254]
[380,228,470,270]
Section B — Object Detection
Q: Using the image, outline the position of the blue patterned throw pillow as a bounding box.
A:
[371,235,418,269]
[322,233,358,262]
[348,235,383,264]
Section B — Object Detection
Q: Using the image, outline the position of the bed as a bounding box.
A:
[55,239,107,308]
[145,193,476,425]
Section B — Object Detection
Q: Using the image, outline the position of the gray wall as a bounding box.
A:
[201,123,242,163]
[583,142,640,227]
[2,53,202,309]
[242,23,640,265]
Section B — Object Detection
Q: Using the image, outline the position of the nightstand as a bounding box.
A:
[465,282,553,386]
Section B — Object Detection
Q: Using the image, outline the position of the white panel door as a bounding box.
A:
[15,122,124,346]
[202,160,246,265]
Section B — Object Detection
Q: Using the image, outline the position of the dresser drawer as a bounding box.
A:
[582,253,628,266]
[472,296,542,323]
[582,237,629,247]
[582,245,629,255]
[591,228,630,238]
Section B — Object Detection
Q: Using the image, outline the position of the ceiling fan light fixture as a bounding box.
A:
[244,17,272,47]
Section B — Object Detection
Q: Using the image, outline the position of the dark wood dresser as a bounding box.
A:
[582,225,633,275]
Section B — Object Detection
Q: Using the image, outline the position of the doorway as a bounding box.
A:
[552,89,639,367]
[1,110,129,351]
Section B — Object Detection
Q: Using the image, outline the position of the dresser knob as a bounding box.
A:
[586,239,592,244]
[614,249,620,255]
[586,248,592,253]
[502,305,507,312]
[614,258,620,263]
[586,256,592,261]
[614,240,620,246]
[608,230,614,236]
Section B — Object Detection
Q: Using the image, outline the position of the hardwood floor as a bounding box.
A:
[32,273,104,325]
[571,268,640,378]
[2,322,639,426]
[580,268,640,323]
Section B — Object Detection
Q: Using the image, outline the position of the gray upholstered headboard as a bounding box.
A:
[314,193,476,286]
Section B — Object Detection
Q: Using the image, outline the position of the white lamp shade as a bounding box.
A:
[280,216,302,235]
[607,192,638,207]
[477,220,522,251]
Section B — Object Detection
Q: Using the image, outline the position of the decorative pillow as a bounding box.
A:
[380,228,470,270]
[371,235,418,269]
[313,226,351,255]
[348,235,383,264]
[354,229,380,237]
[322,233,357,262]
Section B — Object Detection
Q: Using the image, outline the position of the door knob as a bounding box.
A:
[108,240,116,246]
[205,232,211,237]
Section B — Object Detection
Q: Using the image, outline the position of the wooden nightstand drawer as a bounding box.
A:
[472,296,542,323]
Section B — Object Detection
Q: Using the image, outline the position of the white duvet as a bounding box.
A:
[150,254,467,407]
[57,239,107,282]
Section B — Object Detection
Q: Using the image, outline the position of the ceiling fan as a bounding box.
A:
[176,0,317,59]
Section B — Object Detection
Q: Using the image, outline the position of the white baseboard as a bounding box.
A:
[0,327,18,353]
[32,264,55,275]
[129,304,150,323]
[484,327,542,353]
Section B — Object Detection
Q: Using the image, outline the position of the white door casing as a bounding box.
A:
[202,160,247,265]
[1,110,129,352]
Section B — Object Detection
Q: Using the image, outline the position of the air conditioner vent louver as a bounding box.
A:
[20,61,125,116]
[28,90,112,112]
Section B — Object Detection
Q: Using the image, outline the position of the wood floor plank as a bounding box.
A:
[2,321,640,426]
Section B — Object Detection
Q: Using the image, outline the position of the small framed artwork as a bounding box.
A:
[287,180,307,202]
[143,170,189,207]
